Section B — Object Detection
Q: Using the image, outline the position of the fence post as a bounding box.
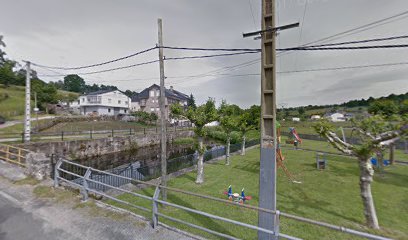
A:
[90,129,93,139]
[5,146,9,161]
[144,128,146,135]
[156,126,158,133]
[274,210,280,238]
[152,185,161,228]
[129,128,132,135]
[18,149,21,164]
[81,167,92,202]
[21,132,24,143]
[112,129,114,138]
[54,159,63,188]
[61,131,64,141]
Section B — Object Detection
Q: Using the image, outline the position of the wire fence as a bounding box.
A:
[0,125,192,143]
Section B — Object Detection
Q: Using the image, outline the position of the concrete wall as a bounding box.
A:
[18,130,194,160]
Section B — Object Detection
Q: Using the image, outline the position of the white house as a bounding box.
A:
[71,90,131,116]
[310,115,321,120]
[292,117,301,122]
[326,113,346,122]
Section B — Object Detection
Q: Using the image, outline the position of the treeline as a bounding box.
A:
[284,92,408,116]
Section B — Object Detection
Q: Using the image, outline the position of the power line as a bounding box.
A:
[161,46,260,52]
[297,34,408,48]
[278,44,408,51]
[31,46,157,70]
[299,10,408,47]
[38,59,159,77]
[247,0,257,28]
[164,51,260,61]
[278,10,408,57]
[278,61,408,74]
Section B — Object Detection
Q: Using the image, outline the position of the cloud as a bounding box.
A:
[1,0,408,108]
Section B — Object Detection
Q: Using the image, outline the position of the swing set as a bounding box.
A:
[276,121,302,184]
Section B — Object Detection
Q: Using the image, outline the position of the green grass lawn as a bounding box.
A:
[0,85,28,119]
[107,139,408,239]
[41,120,152,133]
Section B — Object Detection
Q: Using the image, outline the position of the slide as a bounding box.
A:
[291,128,302,143]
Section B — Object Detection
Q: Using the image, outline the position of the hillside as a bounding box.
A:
[0,85,28,119]
[0,84,79,120]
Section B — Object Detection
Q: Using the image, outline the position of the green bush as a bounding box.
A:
[205,127,241,144]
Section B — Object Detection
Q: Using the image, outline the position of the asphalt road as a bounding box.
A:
[0,192,73,240]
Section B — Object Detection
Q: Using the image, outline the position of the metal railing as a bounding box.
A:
[0,143,30,167]
[0,126,193,143]
[54,159,391,240]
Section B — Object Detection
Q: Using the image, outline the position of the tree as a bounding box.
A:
[314,116,408,229]
[171,98,218,184]
[0,60,17,87]
[219,101,240,165]
[31,78,58,109]
[187,93,196,109]
[0,35,6,64]
[63,74,86,93]
[368,100,399,118]
[238,111,258,156]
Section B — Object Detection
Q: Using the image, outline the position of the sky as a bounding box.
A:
[1,0,408,108]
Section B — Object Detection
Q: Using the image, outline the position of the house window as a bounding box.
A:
[124,109,127,113]
[125,101,128,105]
[150,108,155,112]
[108,98,111,103]
[118,100,121,104]
[150,90,155,97]
[108,108,111,113]
[156,107,159,112]
[82,98,85,102]
[77,100,80,104]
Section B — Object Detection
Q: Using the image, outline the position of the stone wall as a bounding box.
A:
[25,152,52,180]
[17,131,194,160]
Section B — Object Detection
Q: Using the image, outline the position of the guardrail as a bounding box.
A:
[54,159,391,240]
[0,143,30,167]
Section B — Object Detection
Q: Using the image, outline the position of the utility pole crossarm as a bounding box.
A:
[243,22,299,38]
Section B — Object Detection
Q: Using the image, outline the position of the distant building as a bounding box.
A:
[310,115,321,120]
[71,90,130,116]
[205,121,220,127]
[325,113,346,122]
[292,117,301,122]
[131,84,189,119]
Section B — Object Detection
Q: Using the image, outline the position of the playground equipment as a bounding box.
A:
[285,127,302,147]
[224,185,252,204]
[277,122,302,184]
[316,152,327,170]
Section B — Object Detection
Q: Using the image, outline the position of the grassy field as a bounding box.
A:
[0,85,28,119]
[107,138,408,239]
[0,84,78,120]
[280,120,353,135]
[42,120,152,133]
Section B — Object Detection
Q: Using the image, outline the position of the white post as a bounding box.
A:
[24,61,31,143]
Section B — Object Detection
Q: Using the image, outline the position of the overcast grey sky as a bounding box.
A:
[1,0,408,108]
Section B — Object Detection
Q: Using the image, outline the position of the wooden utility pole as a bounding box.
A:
[158,18,167,201]
[24,61,31,143]
[259,0,277,239]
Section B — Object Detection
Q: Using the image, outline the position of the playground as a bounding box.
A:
[109,137,408,239]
